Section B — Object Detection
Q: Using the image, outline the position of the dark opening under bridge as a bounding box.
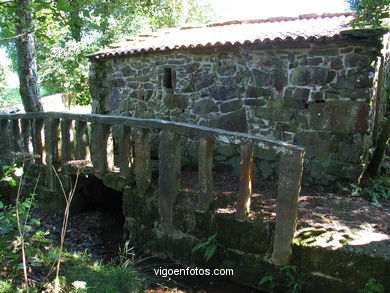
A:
[0,111,306,283]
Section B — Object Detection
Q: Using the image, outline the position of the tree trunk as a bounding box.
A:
[15,0,42,112]
[364,115,390,178]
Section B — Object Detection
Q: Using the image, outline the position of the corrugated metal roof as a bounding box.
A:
[89,12,356,59]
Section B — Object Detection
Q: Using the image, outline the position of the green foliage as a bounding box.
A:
[359,278,385,293]
[0,88,23,108]
[39,40,96,105]
[258,265,305,293]
[346,0,390,28]
[192,233,218,262]
[281,265,304,293]
[0,64,6,95]
[258,274,277,290]
[0,164,52,285]
[1,0,216,106]
[352,164,390,207]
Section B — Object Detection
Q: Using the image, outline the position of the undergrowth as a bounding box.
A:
[352,163,390,207]
[0,162,146,292]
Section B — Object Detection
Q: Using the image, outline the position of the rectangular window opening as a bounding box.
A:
[164,67,174,89]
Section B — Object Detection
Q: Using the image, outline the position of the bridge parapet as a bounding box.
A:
[0,112,305,265]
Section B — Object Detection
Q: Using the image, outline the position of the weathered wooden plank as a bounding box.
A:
[75,121,90,160]
[236,144,253,221]
[134,129,151,196]
[197,139,214,212]
[60,119,73,163]
[20,119,32,153]
[32,118,44,164]
[271,151,305,265]
[119,126,132,178]
[158,130,181,234]
[0,119,11,156]
[10,119,21,152]
[91,123,110,174]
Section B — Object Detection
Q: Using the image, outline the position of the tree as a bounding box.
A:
[347,0,389,28]
[15,0,42,112]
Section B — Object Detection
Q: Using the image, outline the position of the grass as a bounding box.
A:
[56,250,145,293]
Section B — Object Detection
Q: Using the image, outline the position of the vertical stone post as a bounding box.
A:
[91,123,110,174]
[10,119,21,152]
[32,118,44,164]
[271,151,305,265]
[236,144,253,221]
[61,119,73,163]
[158,130,181,234]
[75,121,90,160]
[197,139,214,212]
[44,117,58,190]
[134,129,151,197]
[52,119,61,167]
[119,126,132,178]
[20,119,31,153]
[0,119,11,156]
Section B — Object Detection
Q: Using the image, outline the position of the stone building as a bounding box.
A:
[88,12,390,189]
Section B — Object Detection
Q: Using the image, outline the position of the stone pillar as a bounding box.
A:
[236,144,253,221]
[91,123,110,174]
[119,126,132,178]
[20,119,31,153]
[10,119,21,152]
[271,151,305,265]
[32,118,44,164]
[44,117,59,190]
[0,119,11,156]
[158,130,181,234]
[75,121,90,160]
[134,129,151,197]
[61,119,73,163]
[197,139,214,212]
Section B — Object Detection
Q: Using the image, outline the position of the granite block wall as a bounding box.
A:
[89,40,386,188]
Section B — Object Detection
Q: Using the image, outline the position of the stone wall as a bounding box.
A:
[89,39,386,188]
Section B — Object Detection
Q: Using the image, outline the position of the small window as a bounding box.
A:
[163,67,176,90]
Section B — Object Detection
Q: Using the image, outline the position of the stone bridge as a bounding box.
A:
[9,112,382,291]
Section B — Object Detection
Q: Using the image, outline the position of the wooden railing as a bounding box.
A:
[0,112,305,265]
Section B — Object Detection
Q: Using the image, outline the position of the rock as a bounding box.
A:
[252,69,271,86]
[220,100,242,113]
[217,64,237,76]
[246,87,272,98]
[122,66,136,77]
[344,54,372,68]
[192,99,219,114]
[210,86,237,101]
[336,71,373,89]
[330,57,343,70]
[243,98,266,107]
[210,109,248,133]
[299,57,323,66]
[192,73,215,90]
[283,87,310,109]
[308,101,369,133]
[271,68,288,91]
[290,67,329,86]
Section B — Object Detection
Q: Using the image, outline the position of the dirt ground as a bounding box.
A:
[180,171,390,249]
